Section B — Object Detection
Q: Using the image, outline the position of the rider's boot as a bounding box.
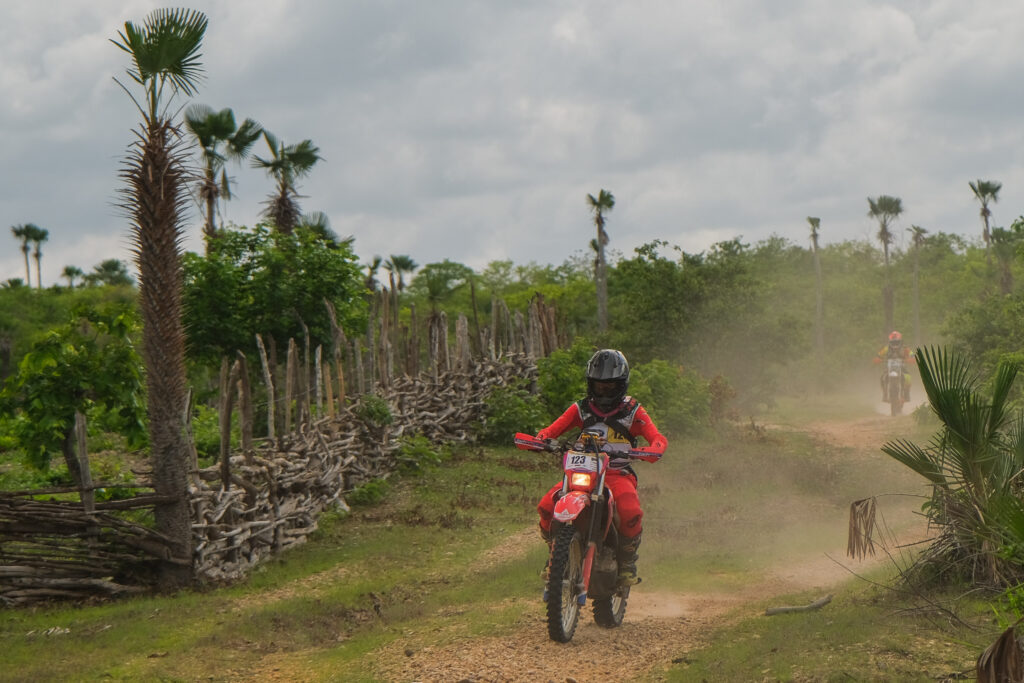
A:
[616,533,642,587]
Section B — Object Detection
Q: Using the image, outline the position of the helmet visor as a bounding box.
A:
[592,380,621,398]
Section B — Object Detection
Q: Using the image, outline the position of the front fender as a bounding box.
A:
[553,491,590,523]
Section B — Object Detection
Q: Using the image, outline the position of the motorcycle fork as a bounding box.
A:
[579,468,609,601]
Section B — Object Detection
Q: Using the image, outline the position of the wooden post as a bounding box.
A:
[301,322,312,427]
[324,360,336,418]
[353,338,365,396]
[236,351,253,464]
[490,295,499,359]
[409,302,419,376]
[74,412,94,514]
[255,334,275,441]
[315,344,324,418]
[285,339,297,434]
[219,357,241,490]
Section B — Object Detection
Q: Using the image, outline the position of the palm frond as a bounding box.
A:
[977,619,1024,683]
[847,497,877,560]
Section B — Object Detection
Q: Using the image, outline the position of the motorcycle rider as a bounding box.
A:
[535,349,668,587]
[873,331,915,401]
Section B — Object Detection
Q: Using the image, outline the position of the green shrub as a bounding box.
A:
[478,379,548,445]
[629,359,710,435]
[347,478,389,506]
[396,434,446,473]
[190,403,239,463]
[354,395,393,430]
[536,337,592,417]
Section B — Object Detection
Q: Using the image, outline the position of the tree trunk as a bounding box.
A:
[126,118,193,588]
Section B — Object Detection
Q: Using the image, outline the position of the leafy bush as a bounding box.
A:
[353,395,393,430]
[536,337,592,417]
[478,379,548,445]
[191,403,239,463]
[346,478,389,506]
[396,434,447,473]
[628,359,710,435]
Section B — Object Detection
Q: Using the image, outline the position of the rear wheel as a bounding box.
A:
[546,525,583,642]
[593,586,629,628]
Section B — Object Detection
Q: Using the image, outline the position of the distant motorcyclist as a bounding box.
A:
[873,331,915,401]
[535,349,667,587]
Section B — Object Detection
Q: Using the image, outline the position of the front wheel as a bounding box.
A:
[888,379,903,416]
[593,586,629,628]
[546,525,583,642]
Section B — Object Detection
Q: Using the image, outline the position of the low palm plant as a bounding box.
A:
[882,346,1024,586]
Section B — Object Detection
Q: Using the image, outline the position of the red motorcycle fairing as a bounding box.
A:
[553,491,589,523]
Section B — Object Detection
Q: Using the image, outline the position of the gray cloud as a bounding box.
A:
[3,0,1023,287]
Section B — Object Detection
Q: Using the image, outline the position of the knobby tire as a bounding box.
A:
[546,525,582,643]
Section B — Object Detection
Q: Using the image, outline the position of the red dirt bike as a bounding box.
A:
[514,429,659,643]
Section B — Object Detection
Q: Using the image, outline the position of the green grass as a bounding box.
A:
[0,418,1003,681]
[655,582,990,681]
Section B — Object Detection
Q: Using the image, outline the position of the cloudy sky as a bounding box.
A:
[3,0,1023,286]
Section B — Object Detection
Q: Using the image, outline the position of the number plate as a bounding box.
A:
[563,451,600,473]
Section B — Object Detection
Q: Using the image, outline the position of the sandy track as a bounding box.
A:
[368,413,928,682]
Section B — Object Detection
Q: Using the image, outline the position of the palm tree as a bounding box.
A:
[61,265,84,288]
[882,346,1024,586]
[867,195,903,332]
[969,179,1001,264]
[587,189,615,333]
[384,254,418,293]
[85,258,134,287]
[908,225,928,346]
[252,132,322,234]
[10,224,33,283]
[807,217,824,371]
[364,255,383,292]
[112,7,207,589]
[184,104,262,243]
[27,225,48,289]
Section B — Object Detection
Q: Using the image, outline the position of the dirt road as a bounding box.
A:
[370,413,930,682]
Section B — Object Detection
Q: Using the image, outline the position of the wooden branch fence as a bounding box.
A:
[0,295,562,604]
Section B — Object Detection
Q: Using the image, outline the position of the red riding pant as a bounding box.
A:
[537,470,642,539]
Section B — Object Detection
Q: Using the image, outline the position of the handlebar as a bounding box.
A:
[513,432,662,461]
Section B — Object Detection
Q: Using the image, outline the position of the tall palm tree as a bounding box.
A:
[10,224,33,283]
[184,104,262,243]
[908,225,928,346]
[384,254,418,293]
[252,131,322,234]
[587,189,615,333]
[61,265,83,288]
[807,217,825,372]
[27,225,48,289]
[112,7,207,589]
[969,179,1001,265]
[867,195,903,332]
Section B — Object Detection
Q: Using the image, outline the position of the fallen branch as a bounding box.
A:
[765,594,833,616]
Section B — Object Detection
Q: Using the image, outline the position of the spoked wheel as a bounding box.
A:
[546,525,583,642]
[593,586,629,628]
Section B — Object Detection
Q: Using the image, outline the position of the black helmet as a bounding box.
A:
[586,349,630,411]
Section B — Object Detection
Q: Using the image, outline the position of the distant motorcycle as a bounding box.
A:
[514,429,658,643]
[884,357,905,416]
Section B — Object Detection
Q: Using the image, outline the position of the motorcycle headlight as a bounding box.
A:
[570,472,593,489]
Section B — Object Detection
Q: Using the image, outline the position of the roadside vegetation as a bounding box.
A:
[6,6,1024,679]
